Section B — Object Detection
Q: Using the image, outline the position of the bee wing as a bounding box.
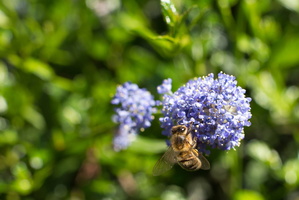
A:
[198,153,210,170]
[152,147,177,176]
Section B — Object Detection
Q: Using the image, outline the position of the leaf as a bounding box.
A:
[246,140,282,169]
[233,190,265,200]
[160,0,178,28]
[22,106,45,130]
[269,36,299,68]
[277,0,299,12]
[180,5,198,28]
[128,136,167,154]
[22,58,54,81]
[282,159,299,187]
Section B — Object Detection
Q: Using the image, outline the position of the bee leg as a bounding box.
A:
[192,148,199,157]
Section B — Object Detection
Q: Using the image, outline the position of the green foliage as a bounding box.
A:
[0,0,299,199]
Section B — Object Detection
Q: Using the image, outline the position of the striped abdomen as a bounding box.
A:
[176,151,201,171]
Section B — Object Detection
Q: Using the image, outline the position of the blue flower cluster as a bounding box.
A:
[111,72,252,153]
[111,82,157,151]
[158,72,252,153]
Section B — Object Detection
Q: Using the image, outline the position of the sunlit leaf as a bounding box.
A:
[282,159,299,187]
[246,140,282,170]
[161,0,178,28]
[233,190,265,200]
[128,136,167,154]
[277,0,299,12]
[22,106,45,130]
[269,36,299,68]
[22,58,54,81]
[0,129,17,145]
[11,163,33,195]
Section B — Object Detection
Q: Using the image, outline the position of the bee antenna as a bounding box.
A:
[187,121,194,132]
[177,117,184,125]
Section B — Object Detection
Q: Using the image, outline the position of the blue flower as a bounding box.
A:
[159,72,252,154]
[113,124,137,152]
[111,82,157,151]
[157,78,172,94]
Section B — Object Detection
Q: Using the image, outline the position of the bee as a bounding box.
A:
[152,125,210,176]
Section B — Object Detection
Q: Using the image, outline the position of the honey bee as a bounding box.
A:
[152,125,210,176]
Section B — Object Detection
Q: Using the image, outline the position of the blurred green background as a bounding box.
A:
[1,0,299,199]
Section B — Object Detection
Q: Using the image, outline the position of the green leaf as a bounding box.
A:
[22,58,54,81]
[0,130,18,145]
[233,190,265,200]
[22,106,45,130]
[246,140,282,169]
[160,0,178,28]
[269,36,299,68]
[277,0,299,12]
[128,136,167,154]
[283,159,299,187]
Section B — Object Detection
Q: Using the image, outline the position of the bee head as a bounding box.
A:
[171,125,188,135]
